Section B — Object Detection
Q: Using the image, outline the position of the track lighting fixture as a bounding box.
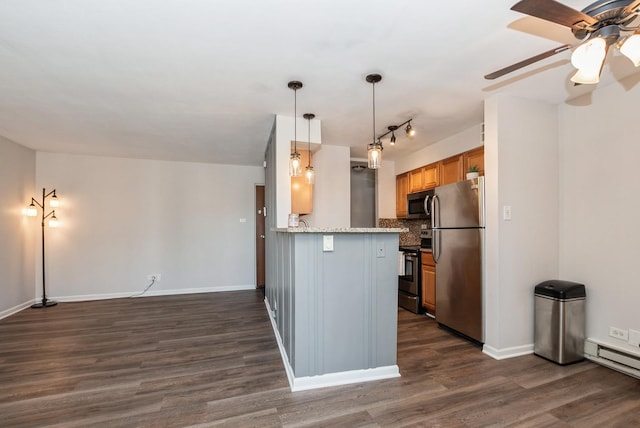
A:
[405,120,416,138]
[288,81,303,177]
[303,113,315,184]
[388,126,398,146]
[366,74,383,169]
[375,118,416,148]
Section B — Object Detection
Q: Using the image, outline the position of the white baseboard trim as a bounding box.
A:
[290,365,400,392]
[483,343,534,360]
[263,297,401,392]
[53,285,257,303]
[0,300,34,320]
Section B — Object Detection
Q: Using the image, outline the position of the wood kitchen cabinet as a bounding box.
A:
[408,162,439,194]
[291,149,313,215]
[464,146,485,176]
[396,173,408,218]
[421,251,436,315]
[422,162,439,189]
[408,168,424,193]
[439,154,464,186]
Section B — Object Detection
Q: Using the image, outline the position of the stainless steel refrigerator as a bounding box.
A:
[431,177,484,343]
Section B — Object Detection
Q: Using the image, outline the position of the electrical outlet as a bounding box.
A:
[609,326,629,341]
[147,274,161,281]
[629,329,640,348]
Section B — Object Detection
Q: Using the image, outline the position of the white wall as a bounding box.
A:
[558,76,640,355]
[395,124,484,174]
[376,160,396,220]
[36,152,264,300]
[483,95,560,358]
[304,145,350,228]
[0,136,36,317]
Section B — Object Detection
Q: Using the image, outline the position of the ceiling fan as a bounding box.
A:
[485,0,640,84]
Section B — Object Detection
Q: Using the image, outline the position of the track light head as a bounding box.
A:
[405,121,416,138]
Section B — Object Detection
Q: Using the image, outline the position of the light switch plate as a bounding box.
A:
[503,205,512,221]
[323,235,334,252]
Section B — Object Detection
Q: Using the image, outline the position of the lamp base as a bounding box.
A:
[31,300,58,309]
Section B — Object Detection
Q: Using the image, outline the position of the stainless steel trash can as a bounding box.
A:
[534,280,586,365]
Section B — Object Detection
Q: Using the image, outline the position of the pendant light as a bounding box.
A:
[303,113,315,184]
[288,81,303,177]
[366,74,382,169]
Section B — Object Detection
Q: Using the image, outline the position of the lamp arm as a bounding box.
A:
[43,210,56,221]
[31,197,44,210]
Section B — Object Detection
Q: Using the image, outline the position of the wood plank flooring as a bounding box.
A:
[1,290,638,427]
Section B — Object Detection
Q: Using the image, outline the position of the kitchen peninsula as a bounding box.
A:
[266,227,405,391]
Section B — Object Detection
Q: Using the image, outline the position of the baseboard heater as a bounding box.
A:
[584,339,640,380]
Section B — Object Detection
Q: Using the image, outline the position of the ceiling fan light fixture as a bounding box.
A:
[620,33,640,67]
[570,37,607,84]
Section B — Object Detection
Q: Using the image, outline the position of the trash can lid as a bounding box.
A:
[535,280,585,299]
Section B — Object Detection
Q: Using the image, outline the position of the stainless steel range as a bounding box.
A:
[398,245,422,314]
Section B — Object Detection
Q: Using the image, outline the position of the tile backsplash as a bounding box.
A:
[378,218,427,246]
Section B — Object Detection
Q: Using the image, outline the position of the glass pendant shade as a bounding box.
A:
[26,203,38,217]
[290,151,302,177]
[368,143,382,169]
[305,165,315,184]
[620,34,640,67]
[48,213,59,228]
[49,194,60,207]
[570,38,607,84]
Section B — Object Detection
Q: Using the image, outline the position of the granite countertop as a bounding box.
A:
[273,227,408,233]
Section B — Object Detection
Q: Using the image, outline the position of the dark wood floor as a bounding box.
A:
[1,291,638,427]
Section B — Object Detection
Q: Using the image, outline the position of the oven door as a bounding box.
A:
[399,252,419,295]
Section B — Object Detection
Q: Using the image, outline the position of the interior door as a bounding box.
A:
[256,185,265,288]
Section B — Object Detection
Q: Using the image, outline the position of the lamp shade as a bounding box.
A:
[305,165,315,184]
[570,37,607,84]
[48,213,59,228]
[49,194,60,207]
[26,203,38,217]
[368,143,382,169]
[620,33,640,67]
[290,151,302,177]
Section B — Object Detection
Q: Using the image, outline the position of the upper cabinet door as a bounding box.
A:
[422,163,439,189]
[396,173,408,218]
[408,168,424,193]
[439,154,464,186]
[464,146,484,176]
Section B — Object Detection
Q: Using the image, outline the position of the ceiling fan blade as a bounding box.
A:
[484,44,571,80]
[511,0,598,30]
[623,0,640,15]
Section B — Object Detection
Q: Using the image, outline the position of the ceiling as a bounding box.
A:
[1,0,639,166]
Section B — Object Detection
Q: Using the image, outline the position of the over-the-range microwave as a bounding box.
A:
[406,190,434,220]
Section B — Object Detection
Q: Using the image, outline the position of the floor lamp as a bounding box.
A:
[26,188,60,308]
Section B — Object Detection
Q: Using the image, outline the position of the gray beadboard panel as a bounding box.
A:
[284,232,399,377]
[320,234,367,374]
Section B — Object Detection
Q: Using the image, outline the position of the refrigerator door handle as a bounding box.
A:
[433,228,441,263]
[431,195,439,229]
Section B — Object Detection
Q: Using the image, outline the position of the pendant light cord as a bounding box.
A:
[294,88,297,153]
[307,118,311,167]
[372,81,376,144]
